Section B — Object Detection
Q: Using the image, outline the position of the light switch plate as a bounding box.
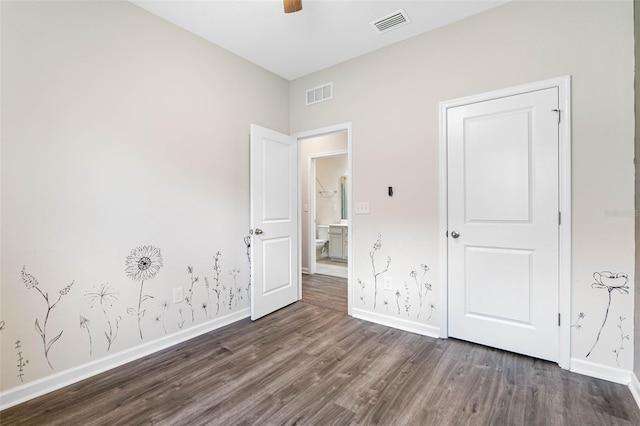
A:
[173,287,183,304]
[355,202,370,214]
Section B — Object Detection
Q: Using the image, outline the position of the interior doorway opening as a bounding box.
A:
[296,123,353,315]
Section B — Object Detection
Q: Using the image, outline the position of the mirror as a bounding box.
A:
[340,175,347,220]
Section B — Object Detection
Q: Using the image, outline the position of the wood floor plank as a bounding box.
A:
[2,273,640,425]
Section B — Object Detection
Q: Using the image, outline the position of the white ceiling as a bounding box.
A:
[131,0,508,81]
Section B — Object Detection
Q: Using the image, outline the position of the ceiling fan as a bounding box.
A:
[284,0,302,13]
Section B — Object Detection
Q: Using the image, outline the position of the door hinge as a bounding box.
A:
[558,211,561,225]
[552,109,561,124]
[558,313,561,326]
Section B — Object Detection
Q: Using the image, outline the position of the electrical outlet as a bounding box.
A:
[384,276,393,291]
[355,202,370,214]
[173,287,183,304]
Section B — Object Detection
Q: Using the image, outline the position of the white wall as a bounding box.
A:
[300,132,347,270]
[0,0,289,396]
[291,0,635,370]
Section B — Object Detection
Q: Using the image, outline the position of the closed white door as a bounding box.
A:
[250,124,299,320]
[447,88,559,362]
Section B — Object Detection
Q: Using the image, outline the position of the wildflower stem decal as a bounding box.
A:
[15,340,28,383]
[571,312,585,330]
[125,245,163,340]
[370,234,391,309]
[80,315,93,357]
[244,236,252,302]
[613,316,630,367]
[185,266,199,323]
[86,283,121,351]
[21,266,73,370]
[586,271,629,358]
[212,252,223,316]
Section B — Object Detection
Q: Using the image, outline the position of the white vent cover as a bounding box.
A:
[370,9,410,34]
[306,82,333,106]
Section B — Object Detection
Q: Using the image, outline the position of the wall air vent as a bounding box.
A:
[306,82,333,106]
[371,9,410,34]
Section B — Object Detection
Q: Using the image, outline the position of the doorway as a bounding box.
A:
[296,123,353,316]
[439,77,571,367]
[310,153,348,278]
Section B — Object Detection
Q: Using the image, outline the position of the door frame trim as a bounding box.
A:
[438,76,572,369]
[294,123,353,316]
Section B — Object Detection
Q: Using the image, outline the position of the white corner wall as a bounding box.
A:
[0,0,289,404]
[290,0,635,374]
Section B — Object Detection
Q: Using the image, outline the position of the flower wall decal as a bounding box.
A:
[21,266,73,369]
[86,283,121,351]
[410,264,433,319]
[80,315,93,357]
[125,245,163,340]
[586,271,629,358]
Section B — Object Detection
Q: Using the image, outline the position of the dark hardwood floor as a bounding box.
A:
[2,274,640,425]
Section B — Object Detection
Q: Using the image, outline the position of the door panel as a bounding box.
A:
[250,124,298,320]
[447,88,559,362]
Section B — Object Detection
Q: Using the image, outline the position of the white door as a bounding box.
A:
[250,124,299,320]
[447,88,559,362]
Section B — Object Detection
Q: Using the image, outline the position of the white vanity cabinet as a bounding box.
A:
[328,225,348,261]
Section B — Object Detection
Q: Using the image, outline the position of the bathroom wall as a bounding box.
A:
[1,0,289,400]
[291,0,635,371]
[315,155,348,227]
[300,132,348,272]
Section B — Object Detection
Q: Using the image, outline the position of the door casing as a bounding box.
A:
[438,76,572,369]
[295,123,353,316]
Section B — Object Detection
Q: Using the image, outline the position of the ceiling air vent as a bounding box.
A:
[371,9,410,34]
[306,82,333,106]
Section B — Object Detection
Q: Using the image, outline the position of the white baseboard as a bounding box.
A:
[351,307,440,338]
[570,357,632,385]
[0,308,250,411]
[630,373,640,410]
[301,267,309,274]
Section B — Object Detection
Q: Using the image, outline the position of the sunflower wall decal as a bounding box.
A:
[125,245,163,340]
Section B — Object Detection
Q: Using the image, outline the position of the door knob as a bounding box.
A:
[450,230,460,239]
[254,228,264,235]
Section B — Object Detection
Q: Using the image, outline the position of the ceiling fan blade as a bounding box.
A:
[284,0,302,14]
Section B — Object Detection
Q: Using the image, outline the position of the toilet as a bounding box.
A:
[315,225,329,259]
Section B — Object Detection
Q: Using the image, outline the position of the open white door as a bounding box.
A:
[250,124,299,320]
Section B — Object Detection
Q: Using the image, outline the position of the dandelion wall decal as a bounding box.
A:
[15,340,28,383]
[410,264,433,319]
[0,320,5,331]
[395,290,401,315]
[86,283,121,351]
[586,271,629,358]
[125,245,162,340]
[79,315,93,357]
[21,266,73,369]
